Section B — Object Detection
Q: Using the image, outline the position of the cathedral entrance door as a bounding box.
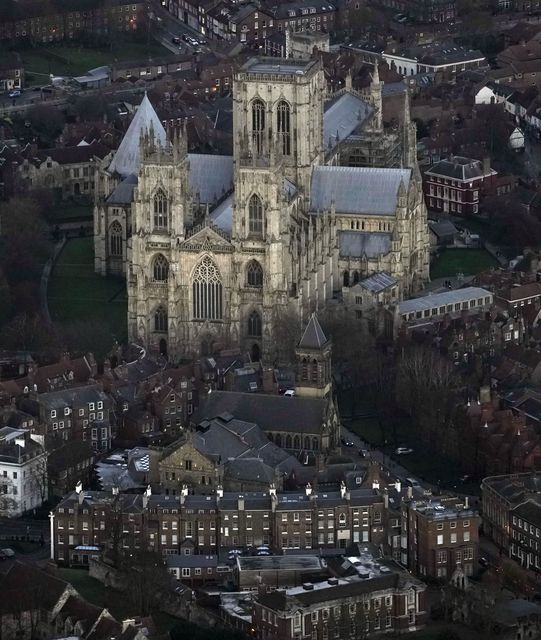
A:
[159,338,167,357]
[251,343,260,362]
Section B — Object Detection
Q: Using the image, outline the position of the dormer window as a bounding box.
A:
[51,410,57,418]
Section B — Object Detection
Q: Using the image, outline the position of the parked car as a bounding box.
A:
[341,438,354,447]
[283,389,296,397]
[172,36,181,44]
[395,447,414,455]
[0,548,15,559]
[8,90,21,98]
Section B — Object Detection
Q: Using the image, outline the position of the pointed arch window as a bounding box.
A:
[248,310,262,337]
[192,256,223,320]
[153,189,168,230]
[246,260,263,287]
[277,100,291,156]
[154,306,168,332]
[311,359,319,382]
[153,254,169,282]
[248,194,263,238]
[109,221,122,257]
[252,99,265,155]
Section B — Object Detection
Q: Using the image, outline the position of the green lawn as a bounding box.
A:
[15,40,169,83]
[47,202,93,224]
[430,248,497,279]
[48,237,127,342]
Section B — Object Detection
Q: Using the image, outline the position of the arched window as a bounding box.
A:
[249,194,263,237]
[154,306,168,332]
[304,436,310,450]
[246,260,263,287]
[192,256,223,320]
[252,99,265,154]
[248,311,262,337]
[312,437,319,451]
[109,221,122,257]
[285,435,292,449]
[353,271,360,285]
[343,271,350,287]
[153,189,168,229]
[153,254,169,282]
[311,359,318,381]
[293,435,300,450]
[277,100,291,156]
[302,358,308,381]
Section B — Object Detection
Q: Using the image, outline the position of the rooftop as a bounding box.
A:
[240,57,317,77]
[237,555,324,572]
[398,287,493,316]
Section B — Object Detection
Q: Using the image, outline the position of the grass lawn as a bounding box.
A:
[48,237,127,342]
[15,40,169,84]
[430,248,497,279]
[47,202,93,224]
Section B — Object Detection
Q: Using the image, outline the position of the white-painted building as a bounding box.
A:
[0,427,48,517]
[383,43,486,78]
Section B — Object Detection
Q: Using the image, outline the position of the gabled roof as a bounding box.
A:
[310,166,411,215]
[108,94,166,178]
[187,153,233,204]
[323,92,372,152]
[298,313,328,350]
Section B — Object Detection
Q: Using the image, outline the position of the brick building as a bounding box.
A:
[50,482,385,565]
[0,52,24,91]
[253,550,428,639]
[482,472,541,552]
[423,156,497,216]
[0,0,148,42]
[401,495,480,580]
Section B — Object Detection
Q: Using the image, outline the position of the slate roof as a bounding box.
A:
[310,166,411,215]
[194,390,327,435]
[210,193,233,233]
[323,92,372,152]
[106,173,138,205]
[38,142,110,165]
[166,554,219,568]
[339,231,392,258]
[359,272,397,293]
[425,155,496,182]
[108,94,167,178]
[187,153,234,204]
[298,313,328,349]
[501,282,541,302]
[398,286,492,315]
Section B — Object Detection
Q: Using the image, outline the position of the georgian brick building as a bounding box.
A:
[51,482,385,565]
[423,156,497,216]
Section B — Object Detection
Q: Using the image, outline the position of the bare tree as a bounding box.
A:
[396,346,460,448]
[0,476,18,517]
[121,549,170,615]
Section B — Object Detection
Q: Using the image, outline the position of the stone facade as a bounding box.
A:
[94,56,429,362]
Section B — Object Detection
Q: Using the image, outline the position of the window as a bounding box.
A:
[51,410,57,418]
[248,194,264,237]
[246,260,263,287]
[248,310,262,337]
[153,254,169,281]
[450,533,457,543]
[437,534,443,545]
[153,189,168,229]
[252,98,265,154]
[192,256,223,320]
[181,568,190,577]
[277,100,291,155]
[463,531,470,542]
[109,221,122,256]
[154,305,168,332]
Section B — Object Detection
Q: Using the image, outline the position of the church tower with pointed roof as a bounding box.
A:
[295,313,332,398]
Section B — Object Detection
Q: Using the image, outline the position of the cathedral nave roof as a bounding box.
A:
[310,165,411,215]
[210,193,233,234]
[339,231,392,258]
[187,153,234,204]
[323,92,372,152]
[106,173,138,205]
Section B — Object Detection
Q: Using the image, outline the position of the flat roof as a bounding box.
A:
[398,286,492,315]
[241,58,313,76]
[237,555,323,571]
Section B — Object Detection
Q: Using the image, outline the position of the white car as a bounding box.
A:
[283,389,296,397]
[395,447,414,455]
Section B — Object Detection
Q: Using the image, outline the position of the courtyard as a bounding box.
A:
[47,237,127,343]
[430,248,497,280]
[15,40,169,84]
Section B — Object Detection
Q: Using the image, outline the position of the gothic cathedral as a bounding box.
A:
[93,57,430,361]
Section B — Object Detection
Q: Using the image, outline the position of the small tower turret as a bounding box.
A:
[295,313,332,398]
